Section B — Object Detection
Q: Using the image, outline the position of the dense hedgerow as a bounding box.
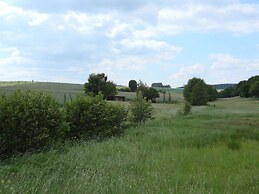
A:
[65,94,127,139]
[0,90,68,158]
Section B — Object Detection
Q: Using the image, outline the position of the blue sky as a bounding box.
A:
[0,0,259,87]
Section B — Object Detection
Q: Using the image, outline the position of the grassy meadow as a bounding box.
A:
[1,93,259,193]
[0,81,84,104]
[0,82,183,104]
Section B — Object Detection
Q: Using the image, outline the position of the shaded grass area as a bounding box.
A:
[1,97,259,193]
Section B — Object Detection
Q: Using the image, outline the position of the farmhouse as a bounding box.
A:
[107,95,126,101]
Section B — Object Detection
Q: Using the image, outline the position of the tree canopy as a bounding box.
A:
[84,73,117,99]
[249,80,259,98]
[184,77,214,106]
[137,80,160,102]
[128,80,137,92]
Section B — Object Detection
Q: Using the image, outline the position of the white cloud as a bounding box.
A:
[169,54,259,87]
[88,57,146,73]
[1,0,259,85]
[29,13,49,26]
[156,3,259,35]
[0,47,31,66]
[170,64,206,87]
[0,47,39,81]
[209,54,259,81]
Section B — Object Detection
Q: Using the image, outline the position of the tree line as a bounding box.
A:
[84,73,160,102]
[218,75,259,98]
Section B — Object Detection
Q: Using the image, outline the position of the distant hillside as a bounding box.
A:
[0,82,84,104]
[178,83,236,90]
[211,84,236,90]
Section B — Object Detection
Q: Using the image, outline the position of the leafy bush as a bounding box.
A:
[0,90,68,158]
[177,101,192,116]
[128,94,153,125]
[65,94,127,139]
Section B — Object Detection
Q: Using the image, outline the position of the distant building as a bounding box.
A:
[151,83,171,88]
[107,95,126,101]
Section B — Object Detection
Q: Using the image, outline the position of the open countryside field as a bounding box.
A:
[0,82,184,104]
[0,96,259,193]
[0,82,85,104]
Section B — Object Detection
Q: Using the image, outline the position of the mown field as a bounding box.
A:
[0,95,259,193]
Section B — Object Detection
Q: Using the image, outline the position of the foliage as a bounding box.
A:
[84,73,117,99]
[177,101,192,116]
[1,98,259,193]
[237,76,259,98]
[238,80,250,97]
[128,94,153,125]
[218,85,239,98]
[128,80,137,92]
[137,80,149,94]
[249,80,259,97]
[65,94,127,139]
[207,85,218,101]
[143,87,160,102]
[0,90,67,158]
[184,77,209,106]
[137,81,160,102]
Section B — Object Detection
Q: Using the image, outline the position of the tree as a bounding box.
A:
[84,73,117,99]
[249,80,259,97]
[128,80,137,92]
[137,81,160,102]
[183,77,209,106]
[207,85,218,101]
[238,80,250,98]
[143,87,160,102]
[137,80,148,94]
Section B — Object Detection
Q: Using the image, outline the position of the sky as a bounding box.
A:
[0,0,259,87]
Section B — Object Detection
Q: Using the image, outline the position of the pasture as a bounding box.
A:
[0,92,259,193]
[0,82,183,104]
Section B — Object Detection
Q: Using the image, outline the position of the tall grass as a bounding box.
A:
[0,97,259,193]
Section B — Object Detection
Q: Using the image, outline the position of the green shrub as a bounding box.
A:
[0,90,68,158]
[128,94,153,125]
[65,94,127,139]
[177,101,192,116]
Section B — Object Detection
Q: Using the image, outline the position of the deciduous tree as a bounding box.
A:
[84,73,117,99]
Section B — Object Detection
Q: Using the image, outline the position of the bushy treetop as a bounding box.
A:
[84,73,117,99]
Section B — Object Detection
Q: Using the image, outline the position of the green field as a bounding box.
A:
[0,82,84,104]
[1,95,259,193]
[0,82,183,104]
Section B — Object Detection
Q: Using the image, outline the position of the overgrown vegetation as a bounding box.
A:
[219,75,259,98]
[65,94,127,139]
[0,97,258,193]
[0,89,154,159]
[177,100,192,116]
[128,94,153,125]
[0,90,68,158]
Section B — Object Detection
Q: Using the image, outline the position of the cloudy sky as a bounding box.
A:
[0,0,259,87]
